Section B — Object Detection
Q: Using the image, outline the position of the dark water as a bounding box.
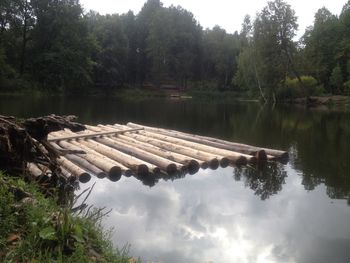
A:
[1,96,350,263]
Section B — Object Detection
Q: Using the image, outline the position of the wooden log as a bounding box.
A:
[47,128,144,142]
[54,129,157,175]
[116,124,251,165]
[52,130,133,178]
[50,141,106,179]
[57,156,91,183]
[65,154,106,179]
[95,137,180,175]
[94,125,201,175]
[107,124,222,169]
[127,122,266,160]
[56,140,122,181]
[27,163,43,177]
[60,166,72,179]
[36,163,52,176]
[127,122,288,159]
[54,130,152,176]
[78,139,157,175]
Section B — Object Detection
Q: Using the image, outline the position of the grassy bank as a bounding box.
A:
[0,172,135,263]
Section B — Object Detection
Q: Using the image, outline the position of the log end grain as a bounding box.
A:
[235,156,248,166]
[209,159,219,170]
[187,160,200,175]
[108,166,122,182]
[78,172,91,183]
[137,164,149,177]
[219,157,230,168]
[166,163,178,175]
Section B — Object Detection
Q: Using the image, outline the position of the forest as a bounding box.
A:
[1,0,350,101]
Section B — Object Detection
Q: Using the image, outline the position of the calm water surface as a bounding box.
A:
[1,96,350,263]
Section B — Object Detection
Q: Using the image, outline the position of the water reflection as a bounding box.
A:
[233,162,287,200]
[1,96,350,262]
[80,165,350,263]
[132,161,288,202]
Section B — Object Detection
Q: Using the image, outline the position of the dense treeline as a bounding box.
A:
[0,0,350,99]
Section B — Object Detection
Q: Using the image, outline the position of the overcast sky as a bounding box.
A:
[80,0,346,37]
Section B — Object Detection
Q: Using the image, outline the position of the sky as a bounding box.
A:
[80,0,347,37]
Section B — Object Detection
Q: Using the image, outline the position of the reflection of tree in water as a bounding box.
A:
[134,170,188,187]
[233,162,287,200]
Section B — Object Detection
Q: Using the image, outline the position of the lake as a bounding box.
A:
[1,95,350,263]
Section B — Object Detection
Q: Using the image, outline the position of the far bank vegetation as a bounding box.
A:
[1,0,350,102]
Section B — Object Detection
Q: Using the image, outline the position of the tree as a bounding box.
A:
[88,13,128,92]
[146,5,202,88]
[302,7,339,90]
[235,14,265,99]
[30,0,94,93]
[330,64,343,93]
[202,26,240,89]
[135,0,163,83]
[252,0,298,101]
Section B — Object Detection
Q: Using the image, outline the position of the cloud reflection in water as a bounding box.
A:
[80,164,350,263]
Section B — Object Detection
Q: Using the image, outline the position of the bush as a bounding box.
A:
[344,80,350,95]
[277,75,321,100]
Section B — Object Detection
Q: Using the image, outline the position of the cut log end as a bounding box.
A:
[235,156,248,166]
[166,163,178,175]
[209,159,219,170]
[187,160,200,175]
[219,157,230,168]
[78,173,91,183]
[137,164,149,177]
[200,162,209,170]
[108,166,122,182]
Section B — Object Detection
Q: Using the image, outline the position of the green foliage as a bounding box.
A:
[1,0,350,99]
[330,65,344,93]
[0,172,133,262]
[30,0,94,94]
[344,80,350,95]
[235,0,299,101]
[276,76,323,100]
[87,12,128,93]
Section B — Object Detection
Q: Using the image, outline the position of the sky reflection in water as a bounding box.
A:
[80,163,350,263]
[1,96,349,262]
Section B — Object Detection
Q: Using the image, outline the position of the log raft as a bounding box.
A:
[47,122,289,182]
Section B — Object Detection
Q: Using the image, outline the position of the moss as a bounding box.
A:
[0,172,135,263]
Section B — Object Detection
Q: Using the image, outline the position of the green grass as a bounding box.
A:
[0,172,135,263]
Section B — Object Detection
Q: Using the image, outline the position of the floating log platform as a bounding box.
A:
[47,122,289,183]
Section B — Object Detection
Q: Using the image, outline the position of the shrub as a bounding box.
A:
[344,80,350,95]
[277,75,320,100]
